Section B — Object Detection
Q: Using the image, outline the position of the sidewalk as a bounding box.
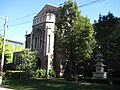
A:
[0,87,13,90]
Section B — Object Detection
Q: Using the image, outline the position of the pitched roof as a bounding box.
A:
[34,4,59,18]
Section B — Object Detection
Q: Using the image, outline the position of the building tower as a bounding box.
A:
[25,4,59,76]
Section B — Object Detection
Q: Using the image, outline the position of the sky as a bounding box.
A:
[0,0,120,44]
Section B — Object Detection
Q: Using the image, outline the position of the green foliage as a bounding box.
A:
[0,37,24,65]
[49,69,56,78]
[94,12,119,61]
[5,44,24,63]
[18,49,37,78]
[55,0,96,76]
[3,70,29,79]
[4,63,14,70]
[5,44,15,63]
[36,68,46,78]
[14,45,24,52]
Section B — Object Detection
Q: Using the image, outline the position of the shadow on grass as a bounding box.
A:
[2,79,120,90]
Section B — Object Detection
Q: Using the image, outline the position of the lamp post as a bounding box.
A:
[0,16,8,85]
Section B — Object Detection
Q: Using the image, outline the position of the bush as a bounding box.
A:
[107,69,120,85]
[78,77,107,84]
[4,63,15,71]
[18,49,37,78]
[107,69,120,78]
[32,71,39,78]
[49,69,56,78]
[35,69,46,78]
[82,69,93,77]
[3,70,30,79]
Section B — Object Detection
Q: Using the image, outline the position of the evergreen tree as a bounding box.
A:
[94,12,119,61]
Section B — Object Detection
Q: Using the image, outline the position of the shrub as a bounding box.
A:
[32,70,39,78]
[78,77,107,84]
[107,69,120,78]
[4,63,15,71]
[107,69,120,85]
[49,69,56,78]
[18,49,37,78]
[82,69,93,77]
[35,69,46,78]
[3,70,30,79]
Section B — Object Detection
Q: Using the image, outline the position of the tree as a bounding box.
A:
[18,49,37,77]
[0,37,13,64]
[0,36,24,64]
[55,0,96,77]
[0,36,24,71]
[94,12,119,61]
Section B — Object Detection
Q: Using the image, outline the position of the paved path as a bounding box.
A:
[0,87,13,90]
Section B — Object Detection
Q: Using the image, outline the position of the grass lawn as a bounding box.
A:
[1,78,120,90]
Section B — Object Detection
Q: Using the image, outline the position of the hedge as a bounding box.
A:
[3,70,30,79]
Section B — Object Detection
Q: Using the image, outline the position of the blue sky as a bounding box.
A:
[0,0,120,43]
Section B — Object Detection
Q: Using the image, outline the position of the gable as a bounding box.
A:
[35,4,59,18]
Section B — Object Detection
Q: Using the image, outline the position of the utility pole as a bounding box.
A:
[0,16,8,85]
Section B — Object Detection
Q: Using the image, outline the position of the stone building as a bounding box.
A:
[25,4,60,76]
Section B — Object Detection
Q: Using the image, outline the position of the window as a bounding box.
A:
[33,19,36,25]
[34,36,42,49]
[40,36,42,48]
[40,17,42,22]
[48,35,51,53]
[35,37,37,49]
[37,36,42,49]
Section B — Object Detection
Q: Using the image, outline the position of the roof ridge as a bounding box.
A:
[45,3,59,8]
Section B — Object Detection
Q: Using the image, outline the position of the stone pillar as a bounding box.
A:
[47,53,53,78]
[45,13,55,78]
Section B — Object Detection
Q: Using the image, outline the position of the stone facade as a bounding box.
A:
[25,4,59,76]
